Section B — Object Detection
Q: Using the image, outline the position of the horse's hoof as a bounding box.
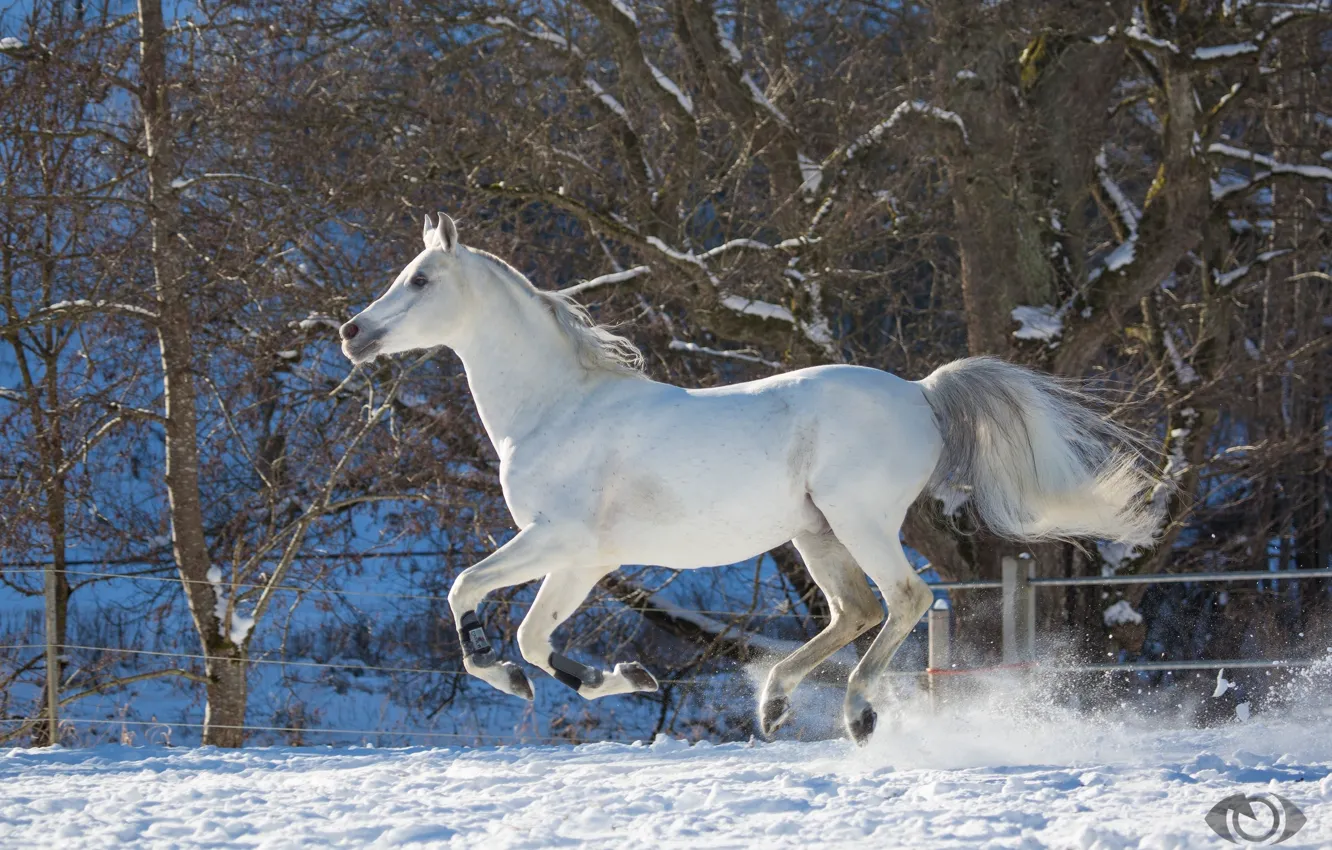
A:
[618,662,658,692]
[847,705,877,747]
[503,662,534,701]
[760,695,791,738]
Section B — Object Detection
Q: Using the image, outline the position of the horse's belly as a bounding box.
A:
[596,471,820,568]
[612,520,801,569]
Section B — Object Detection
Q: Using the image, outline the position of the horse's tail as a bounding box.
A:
[916,356,1159,546]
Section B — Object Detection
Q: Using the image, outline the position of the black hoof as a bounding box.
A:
[760,696,791,738]
[505,662,534,701]
[847,705,877,747]
[621,662,658,692]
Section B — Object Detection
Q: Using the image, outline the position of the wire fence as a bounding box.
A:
[922,559,1332,679]
[934,567,1332,591]
[0,715,606,745]
[4,559,1329,747]
[0,565,833,621]
[0,643,712,685]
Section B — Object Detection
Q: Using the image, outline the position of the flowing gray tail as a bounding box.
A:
[916,357,1159,546]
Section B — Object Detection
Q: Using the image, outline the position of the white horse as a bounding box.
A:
[341,213,1157,744]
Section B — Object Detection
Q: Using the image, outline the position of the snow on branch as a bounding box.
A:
[207,565,256,645]
[484,16,582,56]
[1208,142,1332,199]
[668,339,782,368]
[1011,304,1064,342]
[775,235,818,250]
[645,235,706,268]
[1192,42,1259,61]
[720,294,796,323]
[740,73,788,125]
[845,100,969,160]
[700,236,815,259]
[1163,330,1199,385]
[170,172,288,192]
[1103,238,1137,274]
[1095,149,1141,238]
[646,61,693,116]
[583,77,629,121]
[560,265,651,297]
[1213,249,1292,287]
[0,36,49,61]
[647,233,813,266]
[43,299,159,322]
[1105,19,1181,54]
[798,296,834,353]
[294,312,341,333]
[642,235,831,353]
[721,286,834,355]
[608,0,638,25]
[711,10,789,126]
[700,239,774,259]
[798,153,823,195]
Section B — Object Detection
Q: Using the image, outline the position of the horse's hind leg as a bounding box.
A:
[516,566,659,698]
[758,529,883,737]
[816,505,933,746]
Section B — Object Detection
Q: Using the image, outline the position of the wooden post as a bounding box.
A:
[43,562,60,745]
[1001,555,1036,663]
[927,598,951,707]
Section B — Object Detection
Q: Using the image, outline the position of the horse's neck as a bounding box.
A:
[453,266,590,449]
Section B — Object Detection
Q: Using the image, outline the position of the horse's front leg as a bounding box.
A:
[516,565,659,698]
[448,523,583,700]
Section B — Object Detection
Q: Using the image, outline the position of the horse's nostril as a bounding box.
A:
[342,323,360,340]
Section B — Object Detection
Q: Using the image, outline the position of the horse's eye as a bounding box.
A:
[410,275,430,289]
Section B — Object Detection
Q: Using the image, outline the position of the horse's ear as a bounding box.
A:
[436,212,458,254]
[422,213,436,248]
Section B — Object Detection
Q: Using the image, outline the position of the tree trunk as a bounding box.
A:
[35,230,69,747]
[39,451,68,747]
[137,0,245,746]
[204,650,248,748]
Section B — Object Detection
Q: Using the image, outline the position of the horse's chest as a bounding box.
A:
[496,437,596,525]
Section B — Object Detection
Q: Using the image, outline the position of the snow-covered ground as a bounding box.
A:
[4,670,1331,849]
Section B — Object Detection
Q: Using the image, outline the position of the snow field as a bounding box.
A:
[1,723,1328,849]
[4,667,1331,849]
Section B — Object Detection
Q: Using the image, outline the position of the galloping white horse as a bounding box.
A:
[341,214,1156,744]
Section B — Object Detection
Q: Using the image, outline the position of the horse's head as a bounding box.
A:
[340,213,470,364]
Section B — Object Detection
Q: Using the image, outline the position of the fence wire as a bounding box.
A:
[0,643,712,686]
[0,715,607,745]
[4,562,1330,748]
[0,566,826,621]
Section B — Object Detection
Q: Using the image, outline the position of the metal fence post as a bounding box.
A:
[1001,556,1036,663]
[1021,559,1036,661]
[927,598,951,708]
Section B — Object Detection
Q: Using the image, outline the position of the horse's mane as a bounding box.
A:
[471,249,646,376]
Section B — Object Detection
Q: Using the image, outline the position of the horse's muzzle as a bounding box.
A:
[342,332,383,364]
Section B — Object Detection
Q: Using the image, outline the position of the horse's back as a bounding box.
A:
[688,364,938,458]
[689,363,924,410]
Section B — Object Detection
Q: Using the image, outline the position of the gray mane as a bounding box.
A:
[471,249,645,376]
